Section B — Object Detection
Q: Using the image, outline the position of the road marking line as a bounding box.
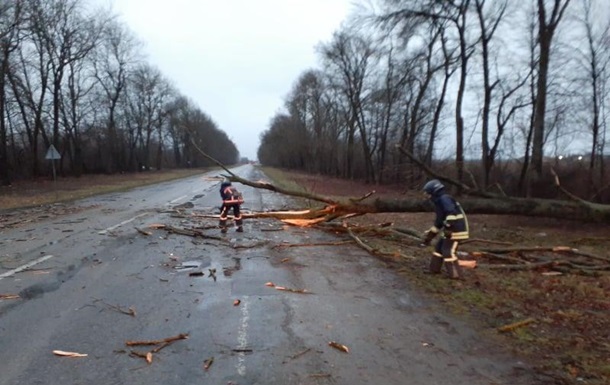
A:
[98,213,149,235]
[0,255,54,280]
[169,195,188,204]
[236,295,250,376]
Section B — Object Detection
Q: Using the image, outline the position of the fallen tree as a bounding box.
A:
[191,139,610,223]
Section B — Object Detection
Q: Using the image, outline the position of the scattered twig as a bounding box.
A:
[135,227,152,236]
[309,373,332,378]
[126,333,189,365]
[92,298,136,317]
[150,341,172,354]
[289,348,311,360]
[125,333,189,347]
[275,286,310,294]
[480,246,610,263]
[328,341,349,353]
[349,191,376,202]
[272,240,352,249]
[164,225,224,241]
[462,238,512,246]
[497,318,536,332]
[392,227,424,240]
[53,350,88,357]
[0,294,20,300]
[346,227,413,261]
[203,357,214,370]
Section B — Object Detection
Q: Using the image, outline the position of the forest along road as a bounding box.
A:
[0,164,542,385]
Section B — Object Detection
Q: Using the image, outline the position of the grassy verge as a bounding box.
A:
[0,168,209,210]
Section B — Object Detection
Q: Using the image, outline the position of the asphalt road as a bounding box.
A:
[0,165,542,385]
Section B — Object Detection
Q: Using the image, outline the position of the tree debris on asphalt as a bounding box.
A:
[265,282,310,294]
[126,333,188,347]
[53,350,88,357]
[328,341,349,353]
[203,357,214,370]
[126,333,189,365]
[274,286,310,294]
[289,348,311,360]
[135,227,152,236]
[0,294,20,300]
[93,298,136,317]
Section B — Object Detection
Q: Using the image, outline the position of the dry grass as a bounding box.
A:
[0,169,207,210]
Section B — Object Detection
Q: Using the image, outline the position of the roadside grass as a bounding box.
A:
[0,168,208,210]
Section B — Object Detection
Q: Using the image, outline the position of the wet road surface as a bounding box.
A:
[0,165,541,384]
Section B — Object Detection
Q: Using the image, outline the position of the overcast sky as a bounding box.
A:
[107,0,356,160]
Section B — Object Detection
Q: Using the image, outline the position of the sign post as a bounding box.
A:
[45,144,61,199]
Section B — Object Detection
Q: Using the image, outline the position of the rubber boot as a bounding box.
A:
[427,255,443,274]
[219,219,228,234]
[445,260,462,279]
[235,218,243,232]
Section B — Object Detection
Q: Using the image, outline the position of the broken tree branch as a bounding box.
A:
[125,333,189,347]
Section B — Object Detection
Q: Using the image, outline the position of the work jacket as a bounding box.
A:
[428,190,469,240]
[220,184,243,205]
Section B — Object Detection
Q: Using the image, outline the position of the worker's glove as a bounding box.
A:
[422,230,437,246]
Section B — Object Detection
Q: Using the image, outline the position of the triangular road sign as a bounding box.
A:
[45,144,61,160]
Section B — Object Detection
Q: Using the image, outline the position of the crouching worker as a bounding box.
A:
[421,179,469,279]
[219,179,244,233]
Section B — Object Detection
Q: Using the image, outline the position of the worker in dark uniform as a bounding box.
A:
[421,179,469,279]
[219,179,244,233]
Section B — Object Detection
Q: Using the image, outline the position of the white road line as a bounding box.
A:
[98,213,150,235]
[236,296,250,376]
[0,255,54,280]
[169,195,188,204]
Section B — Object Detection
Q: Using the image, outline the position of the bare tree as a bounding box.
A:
[530,0,572,181]
[0,0,25,185]
[574,0,610,193]
[93,19,141,172]
[319,30,378,182]
[474,0,509,189]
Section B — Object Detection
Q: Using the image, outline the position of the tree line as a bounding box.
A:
[0,0,239,186]
[257,0,610,202]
